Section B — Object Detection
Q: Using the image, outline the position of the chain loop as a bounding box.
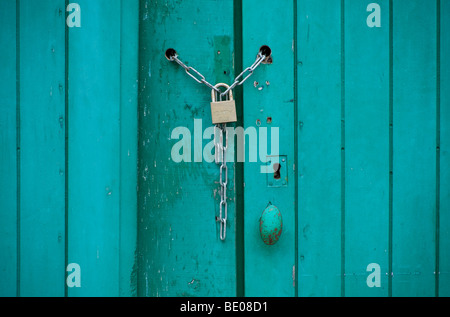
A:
[171,54,221,94]
[220,52,265,98]
[214,124,228,241]
[167,49,267,97]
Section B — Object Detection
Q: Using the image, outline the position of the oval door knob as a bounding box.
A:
[259,204,283,245]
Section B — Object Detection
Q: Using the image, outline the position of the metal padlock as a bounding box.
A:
[210,83,237,124]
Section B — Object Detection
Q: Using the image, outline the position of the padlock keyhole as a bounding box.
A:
[273,163,281,180]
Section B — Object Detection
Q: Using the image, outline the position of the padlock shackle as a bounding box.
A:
[211,83,233,102]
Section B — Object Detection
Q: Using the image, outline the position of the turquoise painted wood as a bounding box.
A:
[0,0,18,298]
[440,0,450,297]
[119,0,140,297]
[392,1,437,297]
[1,0,449,298]
[297,0,343,296]
[19,0,66,296]
[344,0,390,296]
[242,0,296,297]
[0,0,138,297]
[137,0,237,297]
[68,0,138,296]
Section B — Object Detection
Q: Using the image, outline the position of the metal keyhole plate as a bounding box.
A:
[266,155,287,188]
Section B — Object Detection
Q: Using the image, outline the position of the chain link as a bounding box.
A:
[220,52,265,98]
[170,54,221,94]
[168,50,266,97]
[214,123,228,241]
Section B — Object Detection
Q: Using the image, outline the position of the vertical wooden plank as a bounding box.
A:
[137,0,236,297]
[68,0,122,296]
[439,0,450,297]
[119,0,139,297]
[344,0,389,296]
[0,0,18,297]
[297,0,342,296]
[233,0,245,297]
[243,0,295,297]
[19,0,66,296]
[392,0,436,296]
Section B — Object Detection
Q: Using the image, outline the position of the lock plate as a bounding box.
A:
[266,155,287,188]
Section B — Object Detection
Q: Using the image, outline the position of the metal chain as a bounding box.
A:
[220,52,265,98]
[167,48,269,241]
[169,53,221,94]
[214,123,228,241]
[167,50,267,97]
[168,54,220,93]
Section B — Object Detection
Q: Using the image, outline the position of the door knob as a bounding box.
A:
[259,203,283,245]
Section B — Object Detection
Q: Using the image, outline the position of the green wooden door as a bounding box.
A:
[137,0,450,297]
[137,0,239,297]
[1,0,449,298]
[241,0,296,297]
